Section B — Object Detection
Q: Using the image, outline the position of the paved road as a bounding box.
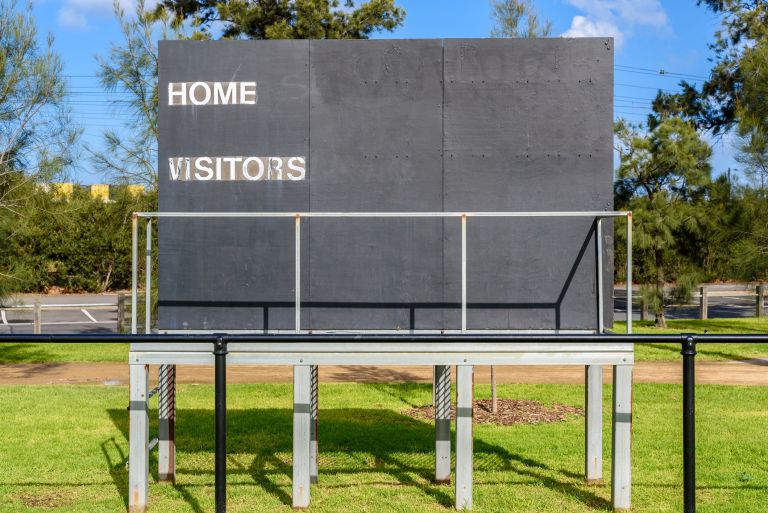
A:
[614,286,762,321]
[0,293,120,334]
[1,287,763,334]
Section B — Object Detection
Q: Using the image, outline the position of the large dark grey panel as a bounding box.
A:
[442,39,613,329]
[157,38,614,331]
[158,40,310,330]
[307,40,444,329]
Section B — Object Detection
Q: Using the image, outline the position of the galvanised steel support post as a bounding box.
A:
[310,365,319,485]
[682,335,697,513]
[158,364,176,483]
[128,363,149,512]
[293,365,311,508]
[434,364,451,484]
[214,338,228,513]
[585,365,603,483]
[611,365,632,511]
[455,365,474,510]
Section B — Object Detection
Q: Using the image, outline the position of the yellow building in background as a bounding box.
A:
[48,183,146,201]
[90,184,110,202]
[50,183,74,199]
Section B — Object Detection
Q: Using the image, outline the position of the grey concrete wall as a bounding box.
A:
[157,38,614,331]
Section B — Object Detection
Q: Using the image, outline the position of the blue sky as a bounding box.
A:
[29,0,735,184]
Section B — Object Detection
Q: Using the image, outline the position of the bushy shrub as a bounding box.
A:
[0,185,156,294]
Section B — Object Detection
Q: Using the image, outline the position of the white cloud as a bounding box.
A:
[562,15,624,49]
[57,0,160,30]
[57,6,89,30]
[561,0,669,51]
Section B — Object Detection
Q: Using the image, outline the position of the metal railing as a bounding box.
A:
[131,211,634,335]
[1,332,766,513]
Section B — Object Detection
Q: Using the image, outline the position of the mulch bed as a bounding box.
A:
[404,399,583,426]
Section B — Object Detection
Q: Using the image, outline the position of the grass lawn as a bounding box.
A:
[0,382,765,512]
[0,343,128,363]
[613,318,768,361]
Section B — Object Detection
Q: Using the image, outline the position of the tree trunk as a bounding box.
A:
[654,246,667,328]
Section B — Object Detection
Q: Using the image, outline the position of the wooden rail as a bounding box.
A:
[698,285,765,320]
[0,293,127,333]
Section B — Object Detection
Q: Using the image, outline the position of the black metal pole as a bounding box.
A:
[214,337,228,513]
[681,335,697,513]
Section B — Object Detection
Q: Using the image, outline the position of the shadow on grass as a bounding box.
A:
[0,343,56,363]
[107,406,611,510]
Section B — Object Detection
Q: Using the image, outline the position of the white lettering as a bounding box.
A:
[168,82,186,106]
[240,81,257,104]
[287,157,306,181]
[213,82,236,105]
[242,157,265,180]
[167,82,258,106]
[268,157,283,180]
[223,157,242,180]
[167,156,304,181]
[194,157,214,180]
[189,82,211,106]
[215,157,222,180]
[168,157,190,180]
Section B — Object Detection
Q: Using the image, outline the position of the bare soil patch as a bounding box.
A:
[404,399,583,426]
[15,490,75,509]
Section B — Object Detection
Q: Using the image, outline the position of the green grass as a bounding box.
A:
[612,318,768,361]
[0,343,128,363]
[0,382,765,512]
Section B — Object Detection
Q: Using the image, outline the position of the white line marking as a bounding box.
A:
[81,308,98,323]
[1,310,7,325]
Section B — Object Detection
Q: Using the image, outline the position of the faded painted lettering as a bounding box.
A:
[168,156,306,181]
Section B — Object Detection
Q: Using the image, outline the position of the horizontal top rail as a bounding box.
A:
[134,211,630,219]
[3,303,116,310]
[694,291,757,297]
[0,333,765,344]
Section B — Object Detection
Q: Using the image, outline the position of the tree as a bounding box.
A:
[92,0,405,186]
[87,0,169,187]
[0,0,78,301]
[735,130,768,189]
[489,0,551,38]
[651,1,768,135]
[153,0,405,40]
[614,117,712,327]
[0,1,77,209]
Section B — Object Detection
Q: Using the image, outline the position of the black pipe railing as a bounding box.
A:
[1,332,766,513]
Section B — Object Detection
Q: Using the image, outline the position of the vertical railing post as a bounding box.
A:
[461,214,467,333]
[117,292,126,333]
[145,220,152,334]
[626,212,632,334]
[131,214,138,335]
[699,287,708,321]
[295,214,301,332]
[33,298,42,335]
[214,337,228,513]
[596,218,604,333]
[681,335,697,513]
